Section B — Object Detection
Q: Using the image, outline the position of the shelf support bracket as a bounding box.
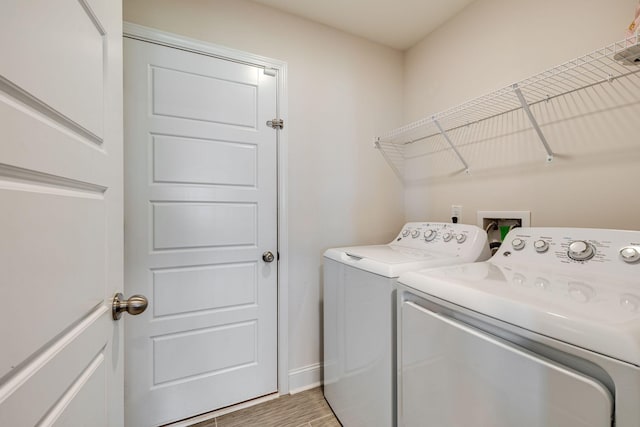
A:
[373,137,404,181]
[513,84,554,163]
[433,118,470,174]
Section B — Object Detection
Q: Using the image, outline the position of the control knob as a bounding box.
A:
[511,238,525,251]
[442,233,454,242]
[620,294,640,312]
[402,229,410,237]
[620,246,640,264]
[568,282,594,303]
[533,240,549,253]
[567,241,595,261]
[534,277,550,290]
[456,234,467,244]
[411,230,420,239]
[424,229,437,241]
[512,273,526,286]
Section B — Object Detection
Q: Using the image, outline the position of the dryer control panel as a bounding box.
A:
[392,222,491,262]
[494,227,640,275]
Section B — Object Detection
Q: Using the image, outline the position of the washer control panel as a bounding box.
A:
[494,227,640,274]
[393,222,490,261]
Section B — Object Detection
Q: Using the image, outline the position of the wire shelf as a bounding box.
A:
[375,34,640,180]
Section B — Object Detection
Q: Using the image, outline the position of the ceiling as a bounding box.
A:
[249,0,477,50]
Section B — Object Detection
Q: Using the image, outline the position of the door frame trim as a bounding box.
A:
[122,22,290,395]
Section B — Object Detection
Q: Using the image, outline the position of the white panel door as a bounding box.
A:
[0,1,123,426]
[400,301,613,427]
[124,38,279,426]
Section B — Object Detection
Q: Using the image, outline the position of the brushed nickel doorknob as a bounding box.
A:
[112,293,148,320]
[262,251,275,263]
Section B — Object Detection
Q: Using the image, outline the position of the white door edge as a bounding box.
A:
[122,21,290,395]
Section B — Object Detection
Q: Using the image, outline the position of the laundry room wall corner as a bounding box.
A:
[403,0,640,230]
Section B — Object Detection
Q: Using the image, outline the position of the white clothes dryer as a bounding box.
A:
[397,227,640,427]
[323,222,490,427]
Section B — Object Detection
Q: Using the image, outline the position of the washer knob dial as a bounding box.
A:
[512,273,526,286]
[402,229,410,237]
[567,241,595,261]
[443,233,454,242]
[620,246,640,263]
[534,240,549,253]
[456,234,467,244]
[424,229,437,241]
[534,277,550,290]
[511,238,525,251]
[411,230,420,238]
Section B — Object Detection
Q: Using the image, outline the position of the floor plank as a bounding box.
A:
[189,387,340,427]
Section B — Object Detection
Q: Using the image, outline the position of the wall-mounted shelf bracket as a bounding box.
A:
[433,118,470,174]
[373,137,405,180]
[512,83,554,163]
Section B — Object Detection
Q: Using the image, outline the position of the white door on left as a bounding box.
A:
[0,1,124,426]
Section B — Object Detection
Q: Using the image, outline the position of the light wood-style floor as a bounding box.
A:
[189,387,341,427]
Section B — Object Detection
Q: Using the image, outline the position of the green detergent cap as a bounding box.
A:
[500,225,511,241]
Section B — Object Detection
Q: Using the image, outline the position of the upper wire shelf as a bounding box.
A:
[376,34,640,179]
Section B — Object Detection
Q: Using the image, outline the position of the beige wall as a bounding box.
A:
[123,0,405,384]
[403,0,640,230]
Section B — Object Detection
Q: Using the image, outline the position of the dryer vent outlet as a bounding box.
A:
[477,211,531,253]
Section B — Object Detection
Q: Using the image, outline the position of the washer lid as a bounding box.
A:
[398,261,640,366]
[324,245,457,278]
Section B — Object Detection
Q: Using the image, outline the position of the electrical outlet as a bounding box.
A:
[451,205,462,219]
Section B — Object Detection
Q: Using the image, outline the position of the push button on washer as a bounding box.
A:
[620,247,640,263]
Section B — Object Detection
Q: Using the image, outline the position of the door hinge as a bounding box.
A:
[267,119,284,130]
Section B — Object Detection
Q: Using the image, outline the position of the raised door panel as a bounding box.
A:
[152,202,257,250]
[0,188,105,379]
[0,0,105,138]
[153,322,257,385]
[153,263,258,316]
[152,135,257,187]
[0,312,109,427]
[151,66,257,128]
[49,361,108,427]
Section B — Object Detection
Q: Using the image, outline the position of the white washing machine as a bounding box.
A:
[397,227,640,427]
[323,222,490,427]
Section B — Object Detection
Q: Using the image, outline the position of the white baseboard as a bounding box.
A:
[288,363,323,394]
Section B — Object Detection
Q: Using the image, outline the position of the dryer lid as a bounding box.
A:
[398,261,640,366]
